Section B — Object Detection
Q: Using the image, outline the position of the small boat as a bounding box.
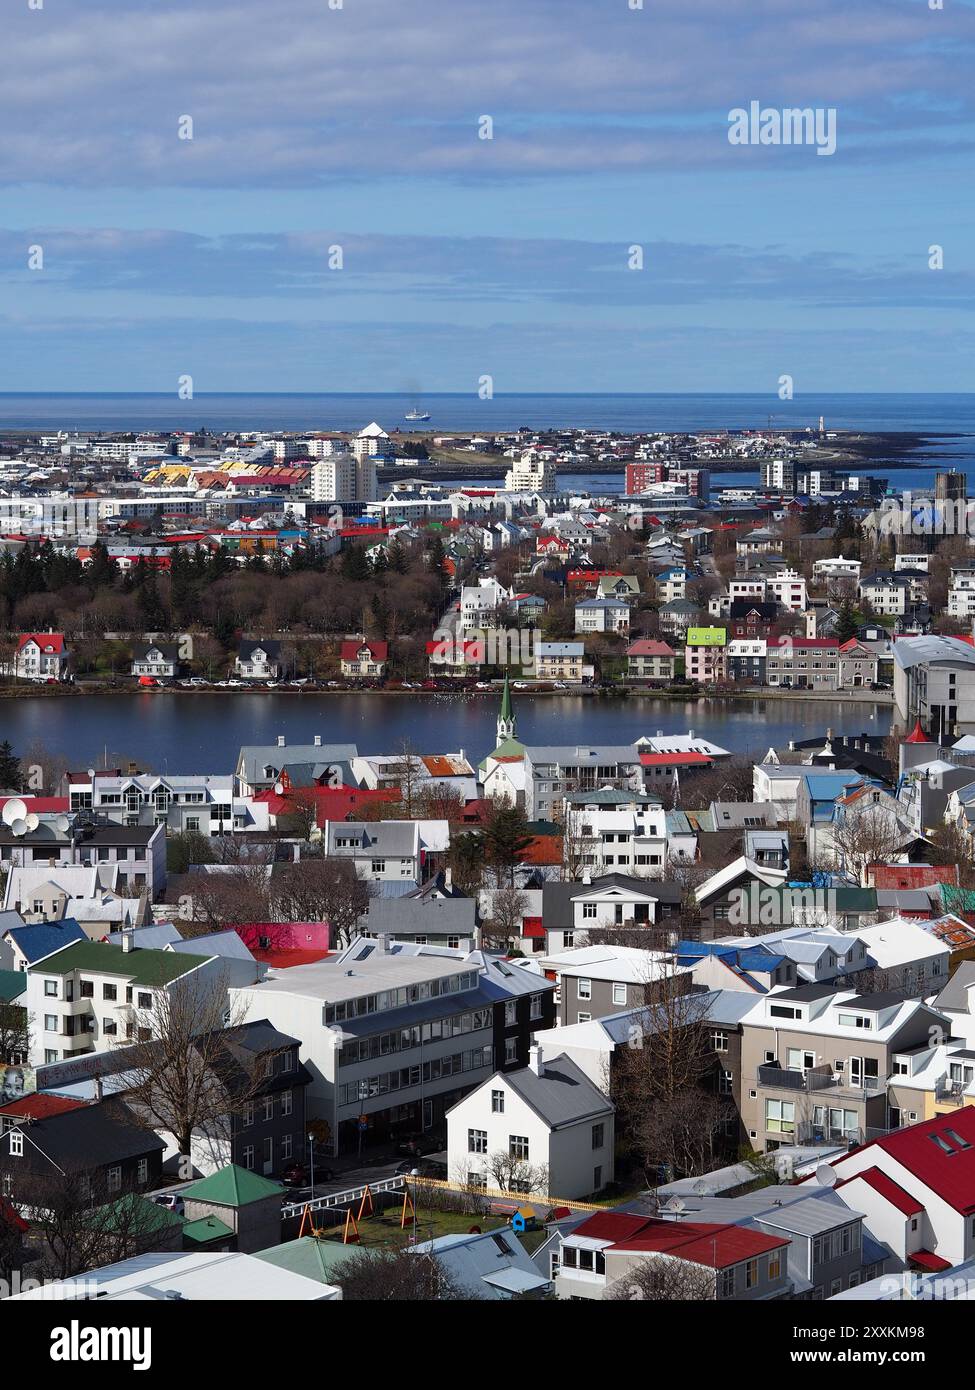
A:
[405,409,430,421]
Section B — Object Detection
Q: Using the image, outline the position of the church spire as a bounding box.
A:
[497,673,516,744]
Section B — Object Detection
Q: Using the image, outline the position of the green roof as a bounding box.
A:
[255,1237,360,1283]
[91,1193,184,1235]
[0,969,26,1003]
[478,736,525,770]
[182,1215,235,1245]
[182,1164,284,1208]
[33,941,212,986]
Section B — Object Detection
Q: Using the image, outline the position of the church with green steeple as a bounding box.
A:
[478,675,526,792]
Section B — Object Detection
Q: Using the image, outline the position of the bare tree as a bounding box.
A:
[825,803,908,886]
[612,985,734,1182]
[0,1001,31,1064]
[339,1246,469,1300]
[270,856,373,947]
[117,975,266,1164]
[481,887,528,951]
[485,1150,549,1196]
[605,1254,716,1301]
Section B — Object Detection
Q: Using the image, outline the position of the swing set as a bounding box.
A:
[297,1183,417,1244]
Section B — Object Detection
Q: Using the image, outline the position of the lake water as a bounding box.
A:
[0,692,893,776]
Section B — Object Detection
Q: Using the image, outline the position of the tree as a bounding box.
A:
[605,1255,716,1301]
[483,803,534,887]
[447,832,486,897]
[485,1150,550,1197]
[825,802,907,886]
[339,1246,468,1301]
[270,856,373,947]
[928,822,975,888]
[0,740,22,792]
[612,985,734,1182]
[118,975,266,1162]
[0,999,31,1064]
[835,598,859,644]
[481,887,528,951]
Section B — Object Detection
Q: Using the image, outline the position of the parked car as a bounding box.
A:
[394,1133,442,1158]
[281,1161,336,1188]
[395,1158,447,1179]
[152,1193,185,1215]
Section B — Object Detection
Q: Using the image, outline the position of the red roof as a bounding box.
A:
[818,1108,975,1215]
[905,719,930,744]
[639,751,713,767]
[340,639,388,662]
[867,864,960,892]
[571,1211,787,1270]
[17,632,65,653]
[909,1249,952,1272]
[838,1166,923,1217]
[0,1093,86,1121]
[627,640,675,657]
[520,835,563,867]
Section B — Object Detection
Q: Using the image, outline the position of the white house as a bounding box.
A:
[8,632,70,681]
[446,1044,615,1199]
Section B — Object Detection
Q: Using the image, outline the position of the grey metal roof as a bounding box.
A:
[934,961,975,1013]
[504,1053,613,1129]
[236,742,359,784]
[360,897,476,935]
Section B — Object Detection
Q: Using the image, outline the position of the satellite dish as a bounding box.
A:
[815,1164,838,1188]
[2,798,27,827]
[693,1179,710,1196]
[55,815,71,834]
[664,1196,686,1213]
[10,818,29,837]
[25,813,39,831]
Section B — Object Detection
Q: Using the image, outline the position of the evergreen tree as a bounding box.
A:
[0,741,22,792]
[483,804,535,887]
[835,598,859,644]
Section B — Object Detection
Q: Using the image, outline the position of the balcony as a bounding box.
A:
[757,1064,887,1100]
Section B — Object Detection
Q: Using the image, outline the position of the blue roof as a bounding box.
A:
[737,950,785,972]
[6,918,87,965]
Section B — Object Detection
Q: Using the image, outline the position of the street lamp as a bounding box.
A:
[410,1168,419,1245]
[308,1132,315,1197]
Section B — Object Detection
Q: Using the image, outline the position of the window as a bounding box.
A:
[137,1158,148,1185]
[10,1131,23,1157]
[492,1089,505,1114]
[138,993,152,1010]
[371,860,386,875]
[765,1099,795,1136]
[243,1145,255,1170]
[504,1001,516,1026]
[745,1259,759,1289]
[281,1089,293,1117]
[593,1165,602,1191]
[582,903,597,919]
[711,1030,729,1052]
[576,1013,591,1024]
[505,1037,518,1064]
[242,1101,254,1128]
[592,1123,604,1150]
[107,1166,122,1194]
[530,995,543,1020]
[768,1252,782,1280]
[262,1097,274,1122]
[44,980,58,997]
[509,1135,529,1161]
[44,1015,58,1032]
[577,978,592,1000]
[281,1135,293,1161]
[719,1267,735,1298]
[612,983,626,1006]
[102,983,117,1001]
[468,1129,487,1155]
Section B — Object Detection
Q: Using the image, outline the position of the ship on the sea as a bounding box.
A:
[405,408,430,421]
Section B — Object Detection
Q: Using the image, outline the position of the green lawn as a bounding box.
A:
[318,1204,510,1250]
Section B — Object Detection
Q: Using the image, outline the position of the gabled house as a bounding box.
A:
[130,641,181,680]
[446,1043,615,1199]
[339,639,388,678]
[235,639,282,680]
[7,632,70,682]
[0,1099,165,1206]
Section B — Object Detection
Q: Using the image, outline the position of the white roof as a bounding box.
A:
[854,917,950,969]
[696,855,788,904]
[358,421,389,438]
[7,1250,339,1301]
[539,944,686,984]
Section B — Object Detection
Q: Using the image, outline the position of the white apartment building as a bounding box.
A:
[566,805,669,877]
[766,570,808,612]
[504,450,557,495]
[948,569,975,619]
[26,938,220,1066]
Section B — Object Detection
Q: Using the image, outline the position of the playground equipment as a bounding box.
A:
[297,1182,417,1244]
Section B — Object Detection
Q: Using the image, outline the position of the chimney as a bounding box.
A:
[582,870,591,885]
[121,928,133,954]
[445,867,453,891]
[528,1043,544,1076]
[277,735,286,747]
[314,735,322,747]
[688,729,695,740]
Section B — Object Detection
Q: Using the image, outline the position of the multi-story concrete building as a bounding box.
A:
[231,937,555,1155]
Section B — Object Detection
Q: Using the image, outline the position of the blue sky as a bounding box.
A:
[3,0,975,392]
